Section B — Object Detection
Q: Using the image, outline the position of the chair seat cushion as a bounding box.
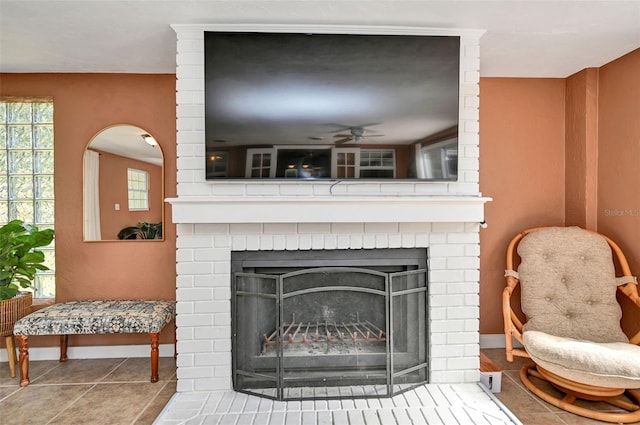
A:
[524,330,640,389]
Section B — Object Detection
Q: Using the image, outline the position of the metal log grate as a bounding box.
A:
[261,313,386,355]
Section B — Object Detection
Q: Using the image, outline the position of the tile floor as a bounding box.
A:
[0,356,176,425]
[482,348,636,425]
[0,350,634,424]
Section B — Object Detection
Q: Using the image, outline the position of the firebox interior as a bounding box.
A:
[231,248,429,400]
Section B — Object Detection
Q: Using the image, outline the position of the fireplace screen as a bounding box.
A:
[231,249,428,401]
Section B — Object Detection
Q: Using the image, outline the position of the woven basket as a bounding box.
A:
[0,292,33,337]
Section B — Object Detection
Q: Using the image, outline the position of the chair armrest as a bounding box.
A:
[503,274,528,361]
[619,282,640,344]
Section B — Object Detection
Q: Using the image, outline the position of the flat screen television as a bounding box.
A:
[204,31,460,181]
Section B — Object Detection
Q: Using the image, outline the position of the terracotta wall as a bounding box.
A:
[565,68,599,229]
[0,74,176,347]
[479,50,640,336]
[478,78,566,334]
[596,48,640,335]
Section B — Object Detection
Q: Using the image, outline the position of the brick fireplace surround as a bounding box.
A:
[167,24,492,404]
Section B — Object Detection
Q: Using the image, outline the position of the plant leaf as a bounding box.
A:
[0,284,19,300]
[0,220,54,300]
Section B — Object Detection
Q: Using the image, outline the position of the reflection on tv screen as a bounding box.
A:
[204,31,460,181]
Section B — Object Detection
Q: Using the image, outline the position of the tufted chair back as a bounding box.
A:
[517,226,628,343]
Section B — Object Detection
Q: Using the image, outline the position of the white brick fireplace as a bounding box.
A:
[168,24,490,394]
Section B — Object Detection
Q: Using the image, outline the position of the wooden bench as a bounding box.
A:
[13,300,175,387]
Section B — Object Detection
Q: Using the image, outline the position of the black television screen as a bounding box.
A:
[204,31,460,181]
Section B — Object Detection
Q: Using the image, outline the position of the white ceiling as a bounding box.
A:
[1,0,639,77]
[89,125,164,166]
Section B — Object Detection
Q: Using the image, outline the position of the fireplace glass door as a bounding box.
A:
[232,249,428,401]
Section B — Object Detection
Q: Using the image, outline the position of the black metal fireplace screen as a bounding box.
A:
[231,249,429,401]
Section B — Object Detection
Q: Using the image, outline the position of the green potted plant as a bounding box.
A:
[0,219,54,300]
[0,219,53,377]
[117,221,162,240]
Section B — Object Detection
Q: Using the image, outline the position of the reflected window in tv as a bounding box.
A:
[204,31,460,181]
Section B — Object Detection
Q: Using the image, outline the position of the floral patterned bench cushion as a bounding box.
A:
[13,300,176,335]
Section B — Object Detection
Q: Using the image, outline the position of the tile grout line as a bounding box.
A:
[0,384,21,402]
[102,358,129,382]
[477,383,523,425]
[42,358,127,425]
[45,382,98,425]
[130,379,173,425]
[502,368,559,415]
[25,359,65,385]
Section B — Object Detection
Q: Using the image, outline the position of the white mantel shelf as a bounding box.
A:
[166,196,492,224]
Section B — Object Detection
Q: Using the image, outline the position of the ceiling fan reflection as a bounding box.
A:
[333,126,385,145]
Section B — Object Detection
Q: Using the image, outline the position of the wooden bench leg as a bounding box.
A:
[60,335,68,362]
[5,335,17,378]
[16,335,30,387]
[150,332,159,383]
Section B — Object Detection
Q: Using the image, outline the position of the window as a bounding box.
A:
[246,147,398,179]
[0,99,55,298]
[419,138,458,180]
[332,148,359,178]
[127,168,149,211]
[359,149,395,178]
[245,148,274,178]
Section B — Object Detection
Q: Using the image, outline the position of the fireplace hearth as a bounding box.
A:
[231,248,428,400]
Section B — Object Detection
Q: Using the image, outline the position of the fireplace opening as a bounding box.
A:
[231,248,429,401]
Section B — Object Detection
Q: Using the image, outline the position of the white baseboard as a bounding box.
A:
[0,344,175,362]
[480,334,523,349]
[479,334,506,349]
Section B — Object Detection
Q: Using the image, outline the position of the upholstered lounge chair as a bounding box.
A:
[503,226,640,423]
